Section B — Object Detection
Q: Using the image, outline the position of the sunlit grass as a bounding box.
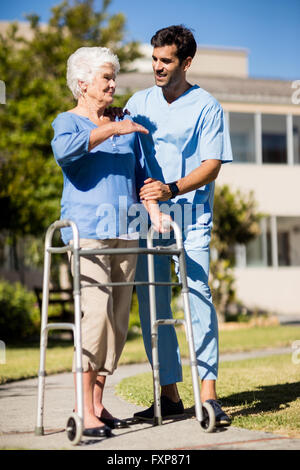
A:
[116,354,300,437]
[1,324,299,384]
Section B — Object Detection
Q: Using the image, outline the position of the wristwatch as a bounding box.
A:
[167,181,180,199]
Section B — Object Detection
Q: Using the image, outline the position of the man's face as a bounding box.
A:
[152,44,186,89]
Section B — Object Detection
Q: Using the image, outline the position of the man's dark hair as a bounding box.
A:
[151,25,197,63]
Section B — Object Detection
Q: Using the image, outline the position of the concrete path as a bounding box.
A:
[0,348,299,451]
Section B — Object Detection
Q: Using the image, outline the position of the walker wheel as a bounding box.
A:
[199,401,216,433]
[66,412,83,445]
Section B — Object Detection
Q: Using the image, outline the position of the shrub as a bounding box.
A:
[129,289,141,330]
[0,279,40,341]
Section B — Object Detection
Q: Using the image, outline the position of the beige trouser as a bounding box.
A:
[69,238,138,374]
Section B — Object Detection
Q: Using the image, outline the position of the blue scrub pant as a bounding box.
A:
[135,232,219,385]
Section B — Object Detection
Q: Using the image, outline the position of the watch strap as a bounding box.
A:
[168,181,179,199]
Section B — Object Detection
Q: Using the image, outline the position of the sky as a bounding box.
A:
[0,0,300,80]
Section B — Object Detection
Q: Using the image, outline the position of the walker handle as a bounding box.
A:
[44,219,80,250]
[147,220,183,249]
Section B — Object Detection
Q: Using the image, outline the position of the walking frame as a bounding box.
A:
[35,219,215,445]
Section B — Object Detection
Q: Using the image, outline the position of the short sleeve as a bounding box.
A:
[134,135,148,196]
[51,113,91,167]
[125,94,138,117]
[198,101,233,163]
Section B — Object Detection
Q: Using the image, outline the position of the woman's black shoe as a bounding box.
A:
[99,417,129,429]
[83,425,112,438]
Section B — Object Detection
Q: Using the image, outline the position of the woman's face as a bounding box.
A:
[85,63,116,108]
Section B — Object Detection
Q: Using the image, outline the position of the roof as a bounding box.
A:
[116,73,295,105]
[0,20,295,106]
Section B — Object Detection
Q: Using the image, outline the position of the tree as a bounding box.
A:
[212,185,263,263]
[0,0,141,240]
[210,185,264,322]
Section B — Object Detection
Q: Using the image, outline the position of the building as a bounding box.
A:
[117,45,300,319]
[1,19,299,318]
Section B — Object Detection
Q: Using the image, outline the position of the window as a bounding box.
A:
[229,113,255,163]
[262,114,287,164]
[293,115,300,164]
[245,218,270,267]
[236,217,300,267]
[277,217,300,266]
[229,113,300,165]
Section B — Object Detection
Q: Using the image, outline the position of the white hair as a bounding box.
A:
[66,47,120,99]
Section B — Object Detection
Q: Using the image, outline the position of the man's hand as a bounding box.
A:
[140,160,222,201]
[139,178,172,201]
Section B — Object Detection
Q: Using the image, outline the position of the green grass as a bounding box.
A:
[116,354,300,438]
[0,324,299,384]
[1,324,300,437]
[0,333,149,384]
[218,324,300,353]
[0,340,74,383]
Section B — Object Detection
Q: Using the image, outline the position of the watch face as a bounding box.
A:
[169,182,179,198]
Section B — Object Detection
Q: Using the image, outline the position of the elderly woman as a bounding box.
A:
[51,47,167,438]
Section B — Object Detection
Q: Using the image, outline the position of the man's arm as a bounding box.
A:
[139,159,221,201]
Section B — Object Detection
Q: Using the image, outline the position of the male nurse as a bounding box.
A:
[126,25,233,426]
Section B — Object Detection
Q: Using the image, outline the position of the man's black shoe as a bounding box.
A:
[133,396,184,422]
[205,399,231,427]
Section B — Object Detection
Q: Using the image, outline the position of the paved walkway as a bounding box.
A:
[0,347,299,451]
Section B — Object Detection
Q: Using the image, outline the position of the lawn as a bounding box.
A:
[1,323,299,437]
[1,323,299,384]
[116,353,300,438]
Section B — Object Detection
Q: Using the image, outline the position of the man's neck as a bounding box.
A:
[162,81,192,104]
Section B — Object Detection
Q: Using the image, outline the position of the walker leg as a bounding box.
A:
[35,328,48,435]
[147,241,162,426]
[178,243,204,423]
[182,290,203,422]
[72,244,84,432]
[35,248,51,436]
[180,263,216,431]
[73,296,84,426]
[152,322,162,425]
[35,220,84,441]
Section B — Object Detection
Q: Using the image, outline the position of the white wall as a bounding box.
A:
[218,163,300,216]
[217,163,300,316]
[234,267,300,315]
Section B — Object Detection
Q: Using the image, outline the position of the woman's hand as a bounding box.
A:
[146,202,172,233]
[89,119,148,150]
[114,119,149,136]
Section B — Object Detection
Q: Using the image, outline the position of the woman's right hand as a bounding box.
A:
[146,202,172,233]
[114,120,149,136]
[89,118,148,151]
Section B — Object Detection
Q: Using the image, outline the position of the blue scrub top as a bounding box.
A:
[51,112,146,243]
[126,85,233,238]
